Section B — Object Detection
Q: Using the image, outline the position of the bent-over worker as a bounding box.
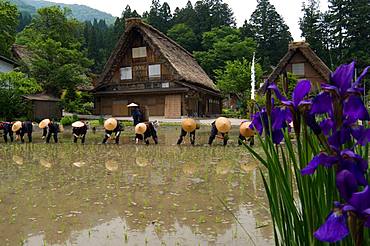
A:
[238,120,255,146]
[13,121,33,143]
[135,121,158,145]
[1,121,13,143]
[102,118,123,144]
[177,118,199,145]
[72,121,88,143]
[208,117,231,146]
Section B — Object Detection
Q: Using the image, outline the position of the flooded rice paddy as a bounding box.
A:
[0,126,272,245]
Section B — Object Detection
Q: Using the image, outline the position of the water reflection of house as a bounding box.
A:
[92,18,221,118]
[267,41,331,89]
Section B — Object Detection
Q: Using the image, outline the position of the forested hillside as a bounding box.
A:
[9,0,115,23]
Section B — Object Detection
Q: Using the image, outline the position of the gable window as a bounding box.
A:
[120,67,132,80]
[292,63,305,76]
[149,64,161,78]
[132,47,147,58]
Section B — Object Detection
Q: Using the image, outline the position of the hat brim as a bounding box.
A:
[215,117,231,133]
[135,123,147,134]
[127,103,139,107]
[104,118,118,131]
[39,119,50,129]
[12,121,22,132]
[72,121,85,128]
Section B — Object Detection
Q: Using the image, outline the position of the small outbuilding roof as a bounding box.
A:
[96,18,218,92]
[0,55,18,66]
[267,41,331,83]
[23,94,61,102]
[12,44,33,65]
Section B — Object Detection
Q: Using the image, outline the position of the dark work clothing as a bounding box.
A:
[73,125,88,143]
[103,123,123,144]
[16,121,33,143]
[2,122,13,143]
[208,121,228,146]
[45,122,59,143]
[238,134,254,146]
[132,108,143,126]
[136,122,158,145]
[177,129,195,145]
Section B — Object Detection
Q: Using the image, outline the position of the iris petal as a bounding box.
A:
[314,211,349,243]
[293,80,311,107]
[354,66,370,87]
[267,83,287,102]
[343,95,370,122]
[311,92,333,116]
[336,170,358,201]
[351,126,370,146]
[348,186,370,213]
[330,61,355,94]
[301,153,337,175]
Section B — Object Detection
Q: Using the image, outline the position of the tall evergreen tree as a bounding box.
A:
[345,0,370,69]
[327,0,348,65]
[248,0,292,70]
[299,0,330,65]
[144,0,172,33]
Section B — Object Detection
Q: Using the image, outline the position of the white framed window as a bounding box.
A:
[132,47,147,58]
[120,67,132,80]
[292,63,305,76]
[149,64,161,78]
[162,82,169,88]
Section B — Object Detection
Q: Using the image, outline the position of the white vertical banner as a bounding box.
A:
[251,52,256,100]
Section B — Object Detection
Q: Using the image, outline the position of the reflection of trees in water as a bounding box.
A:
[0,143,271,245]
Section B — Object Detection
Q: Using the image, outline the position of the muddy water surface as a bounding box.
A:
[0,127,272,245]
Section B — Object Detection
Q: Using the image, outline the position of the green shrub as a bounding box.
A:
[60,115,79,126]
[221,108,242,118]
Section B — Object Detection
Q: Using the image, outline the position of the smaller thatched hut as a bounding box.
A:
[23,94,62,120]
[267,42,331,87]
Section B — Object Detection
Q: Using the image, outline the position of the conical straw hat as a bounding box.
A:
[12,121,22,132]
[181,118,196,132]
[72,121,85,128]
[104,118,117,131]
[127,103,139,107]
[135,123,147,134]
[239,122,254,137]
[215,117,231,133]
[38,119,50,129]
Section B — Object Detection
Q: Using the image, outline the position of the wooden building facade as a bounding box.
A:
[23,94,62,121]
[267,42,331,87]
[93,18,221,118]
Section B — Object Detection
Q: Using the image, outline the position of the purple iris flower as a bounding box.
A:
[310,62,370,123]
[301,149,368,186]
[281,80,311,109]
[314,203,349,243]
[343,185,370,227]
[250,106,292,144]
[315,176,370,243]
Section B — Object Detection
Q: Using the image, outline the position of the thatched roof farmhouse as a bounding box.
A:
[93,18,221,118]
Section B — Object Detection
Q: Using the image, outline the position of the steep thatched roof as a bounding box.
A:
[267,41,331,83]
[96,18,218,92]
[12,44,33,65]
[23,94,60,102]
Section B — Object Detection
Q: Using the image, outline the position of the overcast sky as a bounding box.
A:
[48,0,329,40]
